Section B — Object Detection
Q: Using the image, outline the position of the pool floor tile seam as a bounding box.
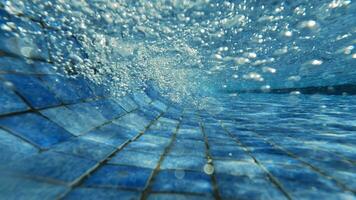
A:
[217,118,356,197]
[0,125,43,150]
[0,101,134,152]
[140,113,183,200]
[56,107,169,199]
[240,127,356,194]
[256,130,356,166]
[216,121,293,200]
[247,123,356,163]
[0,93,156,154]
[0,72,133,119]
[200,121,223,200]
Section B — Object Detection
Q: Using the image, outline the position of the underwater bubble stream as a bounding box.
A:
[1,0,355,106]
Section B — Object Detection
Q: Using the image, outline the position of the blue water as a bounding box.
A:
[0,0,355,199]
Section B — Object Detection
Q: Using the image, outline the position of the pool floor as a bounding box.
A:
[0,85,355,199]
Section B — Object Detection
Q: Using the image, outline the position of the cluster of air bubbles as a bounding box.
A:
[1,0,355,106]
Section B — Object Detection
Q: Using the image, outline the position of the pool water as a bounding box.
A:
[0,0,355,199]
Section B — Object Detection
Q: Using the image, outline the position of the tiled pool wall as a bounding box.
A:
[1,2,356,200]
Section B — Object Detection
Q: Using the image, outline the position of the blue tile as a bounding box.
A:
[149,118,178,131]
[0,11,49,60]
[215,173,287,200]
[0,113,73,148]
[64,187,140,200]
[207,137,238,146]
[88,99,126,120]
[67,76,95,99]
[163,111,182,121]
[82,123,134,147]
[0,83,29,115]
[1,74,61,108]
[138,135,171,146]
[147,193,214,200]
[132,92,152,106]
[84,164,152,190]
[41,106,95,136]
[113,112,151,132]
[169,139,206,157]
[114,96,138,112]
[32,61,57,74]
[161,155,206,171]
[150,100,168,112]
[125,141,166,154]
[210,145,251,160]
[52,138,115,161]
[67,102,108,129]
[0,176,67,200]
[144,129,174,138]
[329,171,356,194]
[40,75,82,103]
[214,160,265,178]
[0,56,34,73]
[176,128,204,141]
[109,150,161,169]
[0,128,38,164]
[2,151,96,183]
[139,106,162,120]
[151,170,213,194]
[85,81,109,97]
[158,117,180,126]
[252,152,301,165]
[264,163,343,193]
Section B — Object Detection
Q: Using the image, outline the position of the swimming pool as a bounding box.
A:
[0,0,355,199]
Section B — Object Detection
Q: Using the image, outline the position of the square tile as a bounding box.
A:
[125,141,166,154]
[0,113,73,149]
[52,138,115,161]
[169,139,206,157]
[41,106,94,136]
[67,102,108,129]
[113,112,151,132]
[114,96,138,112]
[214,160,265,178]
[1,74,61,108]
[147,193,214,200]
[161,155,206,171]
[109,150,161,169]
[215,173,287,200]
[88,99,126,120]
[2,151,96,183]
[40,75,82,103]
[151,170,213,194]
[0,82,29,115]
[0,56,34,73]
[82,123,135,147]
[0,176,67,200]
[64,187,140,200]
[84,164,152,190]
[0,128,38,164]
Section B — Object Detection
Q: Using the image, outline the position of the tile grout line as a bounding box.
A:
[0,98,140,152]
[140,112,184,200]
[199,121,222,200]
[263,132,356,166]
[248,129,356,194]
[0,126,42,150]
[0,103,159,188]
[56,108,168,200]
[217,121,293,200]
[0,76,155,151]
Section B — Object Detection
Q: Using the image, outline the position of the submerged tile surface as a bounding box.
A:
[0,83,355,199]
